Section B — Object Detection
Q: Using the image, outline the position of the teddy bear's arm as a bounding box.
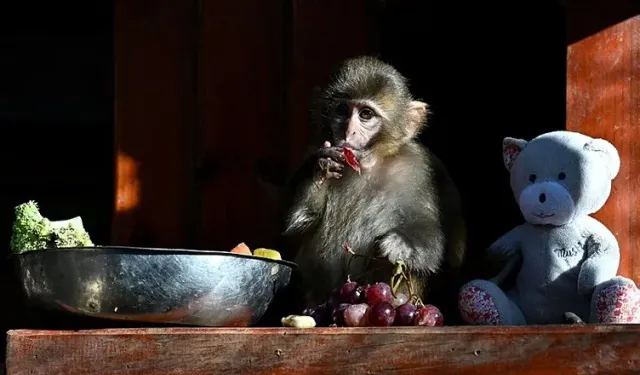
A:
[577,221,621,295]
[486,225,525,286]
[487,225,524,257]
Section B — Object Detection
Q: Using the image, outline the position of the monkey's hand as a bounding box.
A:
[375,227,444,276]
[376,232,414,269]
[315,141,346,182]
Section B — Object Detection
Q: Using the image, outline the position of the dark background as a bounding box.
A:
[380,1,567,274]
[0,0,566,361]
[0,1,115,360]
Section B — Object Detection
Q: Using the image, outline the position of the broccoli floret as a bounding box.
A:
[10,201,51,253]
[10,200,94,254]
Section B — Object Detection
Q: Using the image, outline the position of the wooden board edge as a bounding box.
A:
[8,324,640,337]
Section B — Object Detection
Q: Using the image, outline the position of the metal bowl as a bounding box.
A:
[12,246,296,327]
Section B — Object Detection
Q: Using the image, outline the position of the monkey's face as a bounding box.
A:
[328,99,385,151]
[315,56,418,151]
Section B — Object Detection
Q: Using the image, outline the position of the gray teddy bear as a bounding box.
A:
[458,130,640,325]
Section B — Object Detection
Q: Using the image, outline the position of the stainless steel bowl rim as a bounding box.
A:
[10,246,298,268]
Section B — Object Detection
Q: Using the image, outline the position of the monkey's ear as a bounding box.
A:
[502,137,528,171]
[406,101,429,138]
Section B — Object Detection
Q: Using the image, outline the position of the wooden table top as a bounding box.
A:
[6,325,640,375]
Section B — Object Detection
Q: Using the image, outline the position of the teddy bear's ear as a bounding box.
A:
[502,137,528,171]
[583,138,620,179]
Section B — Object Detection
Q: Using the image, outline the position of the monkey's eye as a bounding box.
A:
[558,172,566,180]
[335,103,349,117]
[529,174,537,183]
[359,107,375,120]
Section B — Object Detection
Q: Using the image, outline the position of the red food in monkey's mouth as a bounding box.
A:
[342,147,361,175]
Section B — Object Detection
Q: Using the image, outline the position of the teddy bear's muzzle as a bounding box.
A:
[518,181,575,226]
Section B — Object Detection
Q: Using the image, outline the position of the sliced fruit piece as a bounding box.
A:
[342,147,361,175]
[230,242,252,255]
[281,315,316,328]
[253,248,282,260]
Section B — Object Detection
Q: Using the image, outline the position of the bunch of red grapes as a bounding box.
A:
[303,280,444,327]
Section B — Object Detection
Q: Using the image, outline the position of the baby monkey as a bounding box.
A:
[283,56,467,309]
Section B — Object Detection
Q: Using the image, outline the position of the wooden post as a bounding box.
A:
[112,0,197,247]
[566,1,640,284]
[285,0,382,172]
[194,0,382,251]
[195,0,285,251]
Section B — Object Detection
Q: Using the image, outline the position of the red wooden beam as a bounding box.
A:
[7,326,640,375]
[566,1,640,284]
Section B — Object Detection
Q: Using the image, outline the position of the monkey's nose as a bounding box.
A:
[539,193,546,203]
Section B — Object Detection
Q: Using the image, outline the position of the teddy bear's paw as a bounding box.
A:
[458,284,504,325]
[594,282,640,324]
[563,311,586,325]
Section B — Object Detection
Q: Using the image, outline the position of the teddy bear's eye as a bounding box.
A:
[529,174,537,183]
[558,172,566,180]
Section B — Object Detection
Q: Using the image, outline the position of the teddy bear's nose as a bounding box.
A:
[539,193,546,203]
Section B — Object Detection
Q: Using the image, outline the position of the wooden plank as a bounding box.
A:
[195,0,285,251]
[112,0,197,247]
[285,0,382,173]
[7,326,640,375]
[566,2,640,284]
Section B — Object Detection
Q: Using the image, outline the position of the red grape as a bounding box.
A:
[414,304,444,326]
[332,303,351,326]
[391,293,409,308]
[368,302,396,326]
[366,282,393,306]
[339,281,358,303]
[344,303,370,327]
[394,303,417,326]
[350,286,366,304]
[361,284,371,297]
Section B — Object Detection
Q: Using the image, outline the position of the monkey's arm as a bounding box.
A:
[282,156,329,238]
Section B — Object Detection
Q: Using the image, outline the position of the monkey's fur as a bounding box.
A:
[282,56,467,317]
